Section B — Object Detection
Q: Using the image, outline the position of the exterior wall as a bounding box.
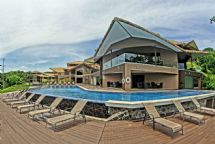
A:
[125,63,178,90]
[102,64,124,87]
[103,74,122,87]
[74,65,99,85]
[102,63,179,90]
[144,74,178,89]
[179,70,202,89]
[125,63,178,74]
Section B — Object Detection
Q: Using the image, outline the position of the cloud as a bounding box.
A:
[0,0,214,71]
[4,40,100,71]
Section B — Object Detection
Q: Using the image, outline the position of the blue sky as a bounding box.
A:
[0,0,214,72]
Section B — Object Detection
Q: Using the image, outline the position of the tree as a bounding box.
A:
[6,74,22,86]
[196,48,215,90]
[210,16,215,24]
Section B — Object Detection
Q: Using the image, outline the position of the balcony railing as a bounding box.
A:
[103,53,178,70]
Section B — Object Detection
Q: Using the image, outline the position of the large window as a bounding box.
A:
[103,53,166,70]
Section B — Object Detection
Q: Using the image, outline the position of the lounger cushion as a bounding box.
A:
[29,109,50,117]
[11,100,26,105]
[183,112,204,120]
[47,114,75,125]
[17,104,35,110]
[155,118,182,133]
[4,98,19,102]
[200,107,215,113]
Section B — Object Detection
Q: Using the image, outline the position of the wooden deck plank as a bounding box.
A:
[1,97,215,144]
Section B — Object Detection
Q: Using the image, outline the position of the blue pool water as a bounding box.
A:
[30,87,212,103]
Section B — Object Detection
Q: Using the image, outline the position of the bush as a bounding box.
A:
[203,75,215,90]
[6,75,23,86]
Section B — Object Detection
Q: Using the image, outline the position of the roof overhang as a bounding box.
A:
[94,17,182,62]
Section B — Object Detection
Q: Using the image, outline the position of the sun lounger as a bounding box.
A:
[191,98,215,115]
[28,97,63,119]
[143,103,183,137]
[46,100,87,130]
[17,95,46,113]
[172,100,205,125]
[3,92,27,104]
[10,93,35,108]
[2,89,27,100]
[106,110,129,121]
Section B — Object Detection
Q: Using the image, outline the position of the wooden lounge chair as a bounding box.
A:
[28,97,63,119]
[46,100,87,130]
[2,89,27,100]
[105,110,129,121]
[10,93,35,108]
[191,98,215,115]
[17,95,46,113]
[172,100,205,125]
[143,103,183,137]
[3,92,27,104]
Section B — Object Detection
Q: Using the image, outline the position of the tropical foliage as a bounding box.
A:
[188,48,215,90]
[211,16,215,24]
[0,71,32,90]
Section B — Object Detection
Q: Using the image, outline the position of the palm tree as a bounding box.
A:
[210,16,215,24]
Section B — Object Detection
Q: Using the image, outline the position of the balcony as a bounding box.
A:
[103,53,178,70]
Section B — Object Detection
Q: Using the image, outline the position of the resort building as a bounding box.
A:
[94,17,207,90]
[67,60,100,85]
[48,59,100,85]
[49,67,70,82]
[32,71,55,84]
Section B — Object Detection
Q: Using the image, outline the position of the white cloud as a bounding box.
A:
[0,0,214,71]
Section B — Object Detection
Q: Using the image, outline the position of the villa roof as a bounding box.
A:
[32,71,56,78]
[70,62,100,71]
[94,17,207,60]
[50,67,65,73]
[84,57,95,63]
[67,61,84,65]
[169,40,208,55]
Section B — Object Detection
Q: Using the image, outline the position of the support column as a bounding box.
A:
[212,97,215,109]
[154,48,157,65]
[198,77,202,89]
[124,64,131,91]
[102,75,107,87]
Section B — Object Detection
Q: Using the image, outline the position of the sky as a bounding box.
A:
[0,0,214,72]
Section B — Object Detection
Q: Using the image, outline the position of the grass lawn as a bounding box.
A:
[0,83,30,94]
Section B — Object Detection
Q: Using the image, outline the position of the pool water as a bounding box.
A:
[30,87,211,103]
[31,87,212,102]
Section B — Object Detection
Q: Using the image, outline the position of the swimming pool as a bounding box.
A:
[29,86,212,103]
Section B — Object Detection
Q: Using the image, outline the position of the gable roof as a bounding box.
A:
[169,40,208,55]
[70,62,100,71]
[94,17,183,59]
[50,67,65,73]
[67,61,83,65]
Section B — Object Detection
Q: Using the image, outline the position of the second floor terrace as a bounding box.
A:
[103,52,178,70]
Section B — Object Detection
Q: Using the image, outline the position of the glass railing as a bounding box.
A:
[103,53,178,70]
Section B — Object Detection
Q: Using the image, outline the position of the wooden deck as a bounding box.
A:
[1,100,215,144]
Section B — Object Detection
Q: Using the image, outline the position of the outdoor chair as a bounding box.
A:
[28,97,63,119]
[10,93,35,108]
[17,95,46,113]
[143,103,183,137]
[172,100,205,125]
[45,100,87,130]
[191,98,215,115]
[3,92,27,104]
